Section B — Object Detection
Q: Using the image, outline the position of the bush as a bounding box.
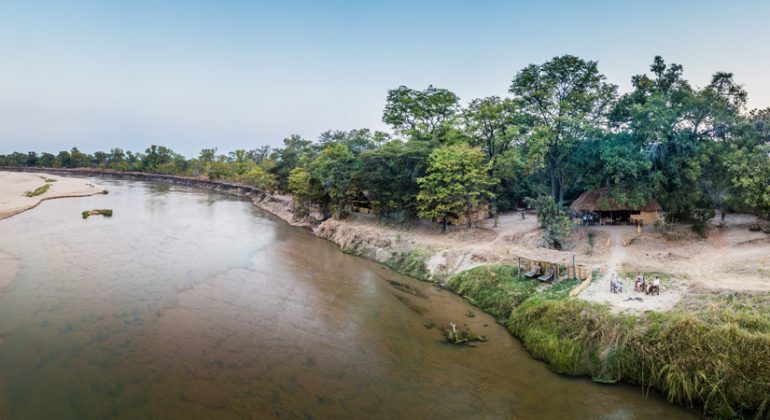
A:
[24,184,51,197]
[82,209,113,219]
[691,208,715,237]
[527,195,574,249]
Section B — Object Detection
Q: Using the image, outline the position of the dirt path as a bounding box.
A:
[578,226,687,313]
[604,227,630,275]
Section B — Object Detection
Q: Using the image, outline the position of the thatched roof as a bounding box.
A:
[570,189,662,212]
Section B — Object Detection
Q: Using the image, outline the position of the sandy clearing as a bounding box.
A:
[325,209,768,313]
[578,226,687,313]
[0,171,106,220]
[618,214,770,292]
[578,215,770,312]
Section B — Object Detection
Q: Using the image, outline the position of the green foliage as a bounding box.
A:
[503,292,770,418]
[355,140,431,220]
[416,145,496,232]
[528,195,573,249]
[288,167,311,206]
[3,53,768,230]
[82,209,113,219]
[239,166,275,192]
[142,145,179,172]
[383,85,460,142]
[24,184,51,197]
[612,57,748,223]
[442,323,486,345]
[446,265,537,319]
[510,54,618,203]
[287,167,324,215]
[569,132,653,207]
[268,134,316,192]
[727,145,770,219]
[690,208,716,236]
[385,250,429,281]
[309,143,355,218]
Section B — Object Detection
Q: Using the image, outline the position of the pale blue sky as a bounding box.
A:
[1,0,769,156]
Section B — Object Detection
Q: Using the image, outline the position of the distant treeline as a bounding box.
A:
[3,55,770,230]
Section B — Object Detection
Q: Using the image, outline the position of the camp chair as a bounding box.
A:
[648,285,660,296]
[538,269,554,282]
[524,265,541,279]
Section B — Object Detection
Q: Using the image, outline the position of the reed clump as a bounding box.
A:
[82,209,113,219]
[442,322,486,344]
[24,184,51,197]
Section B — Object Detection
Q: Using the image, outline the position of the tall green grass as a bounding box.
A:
[446,265,538,319]
[446,264,770,418]
[385,250,430,281]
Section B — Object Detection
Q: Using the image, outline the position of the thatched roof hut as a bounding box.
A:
[570,189,662,225]
[570,189,662,212]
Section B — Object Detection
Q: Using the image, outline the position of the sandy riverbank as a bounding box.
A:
[0,171,106,220]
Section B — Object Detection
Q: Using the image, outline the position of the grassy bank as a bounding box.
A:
[445,265,770,419]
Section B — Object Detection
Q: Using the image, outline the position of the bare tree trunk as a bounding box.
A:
[466,202,473,229]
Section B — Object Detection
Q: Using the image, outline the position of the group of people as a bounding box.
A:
[609,272,660,295]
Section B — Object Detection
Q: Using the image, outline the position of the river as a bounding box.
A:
[0,178,695,419]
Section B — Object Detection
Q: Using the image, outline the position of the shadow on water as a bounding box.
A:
[0,179,696,419]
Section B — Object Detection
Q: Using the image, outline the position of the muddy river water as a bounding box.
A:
[0,178,695,419]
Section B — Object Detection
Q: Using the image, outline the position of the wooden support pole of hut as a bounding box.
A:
[517,257,521,280]
[572,254,576,280]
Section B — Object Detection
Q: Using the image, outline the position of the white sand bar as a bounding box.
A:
[0,171,106,220]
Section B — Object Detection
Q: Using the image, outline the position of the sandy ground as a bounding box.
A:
[577,215,770,312]
[577,226,688,313]
[320,212,611,280]
[316,208,770,314]
[620,214,770,291]
[0,171,106,220]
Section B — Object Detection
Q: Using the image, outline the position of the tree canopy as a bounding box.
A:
[4,54,769,239]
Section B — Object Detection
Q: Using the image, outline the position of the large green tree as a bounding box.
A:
[510,55,618,204]
[613,57,747,221]
[416,145,496,232]
[463,96,527,218]
[383,85,460,142]
[726,109,770,218]
[310,143,355,219]
[269,134,316,192]
[354,140,432,220]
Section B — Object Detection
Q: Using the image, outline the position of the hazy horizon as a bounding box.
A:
[2,0,769,157]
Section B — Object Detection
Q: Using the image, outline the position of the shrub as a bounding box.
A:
[24,184,51,197]
[527,195,574,249]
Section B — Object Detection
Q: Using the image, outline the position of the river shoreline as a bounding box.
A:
[1,167,765,418]
[0,171,107,220]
